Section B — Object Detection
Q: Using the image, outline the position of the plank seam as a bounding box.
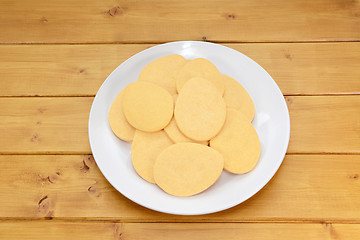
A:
[0,152,359,155]
[0,94,359,98]
[0,40,359,45]
[0,218,360,224]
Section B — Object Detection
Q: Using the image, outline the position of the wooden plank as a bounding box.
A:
[286,96,360,153]
[0,222,115,240]
[1,222,359,240]
[0,97,92,154]
[0,154,359,221]
[0,96,359,154]
[120,223,360,239]
[0,0,359,44]
[237,42,360,95]
[0,44,149,97]
[0,43,359,96]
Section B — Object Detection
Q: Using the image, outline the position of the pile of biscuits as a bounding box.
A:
[109,55,261,197]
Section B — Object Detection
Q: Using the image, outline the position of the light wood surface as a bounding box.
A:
[0,97,92,154]
[0,154,359,221]
[287,95,360,153]
[0,96,358,154]
[1,222,359,240]
[1,0,359,238]
[0,43,359,96]
[0,0,359,43]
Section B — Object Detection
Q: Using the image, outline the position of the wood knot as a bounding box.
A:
[323,222,339,239]
[40,17,48,23]
[88,186,96,193]
[38,195,48,206]
[31,134,39,142]
[38,195,54,217]
[349,174,359,179]
[285,53,293,60]
[88,184,101,197]
[285,97,293,104]
[46,176,54,184]
[85,155,95,163]
[45,211,54,219]
[106,6,125,17]
[79,68,86,73]
[113,223,123,240]
[80,160,90,172]
[202,36,207,41]
[38,108,46,113]
[225,13,236,20]
[39,175,55,184]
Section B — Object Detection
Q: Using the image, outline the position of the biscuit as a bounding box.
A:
[175,58,224,94]
[154,143,224,196]
[210,109,261,174]
[164,117,208,145]
[108,90,135,142]
[131,130,173,183]
[222,74,255,121]
[122,81,173,132]
[138,54,186,95]
[175,77,226,141]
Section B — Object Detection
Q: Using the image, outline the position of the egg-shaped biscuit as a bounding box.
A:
[122,81,173,132]
[164,94,207,145]
[138,54,186,95]
[108,90,135,142]
[154,143,224,196]
[131,130,173,183]
[210,109,261,174]
[175,58,224,95]
[175,77,226,141]
[164,117,208,145]
[222,74,255,121]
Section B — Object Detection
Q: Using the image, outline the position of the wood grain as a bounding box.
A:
[287,96,360,153]
[0,44,149,97]
[0,222,116,240]
[0,43,359,96]
[0,0,358,237]
[0,96,359,154]
[0,0,359,44]
[1,222,359,240]
[0,97,92,154]
[0,154,359,221]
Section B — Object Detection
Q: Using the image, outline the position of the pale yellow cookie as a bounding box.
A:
[131,130,173,183]
[175,77,226,141]
[166,94,207,144]
[108,90,136,142]
[210,109,261,174]
[164,117,208,145]
[138,54,186,95]
[154,143,224,196]
[222,74,255,121]
[122,81,173,132]
[175,58,224,95]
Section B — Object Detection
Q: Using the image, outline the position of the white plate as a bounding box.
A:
[88,41,290,215]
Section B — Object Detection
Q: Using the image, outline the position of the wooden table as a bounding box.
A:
[0,0,359,239]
